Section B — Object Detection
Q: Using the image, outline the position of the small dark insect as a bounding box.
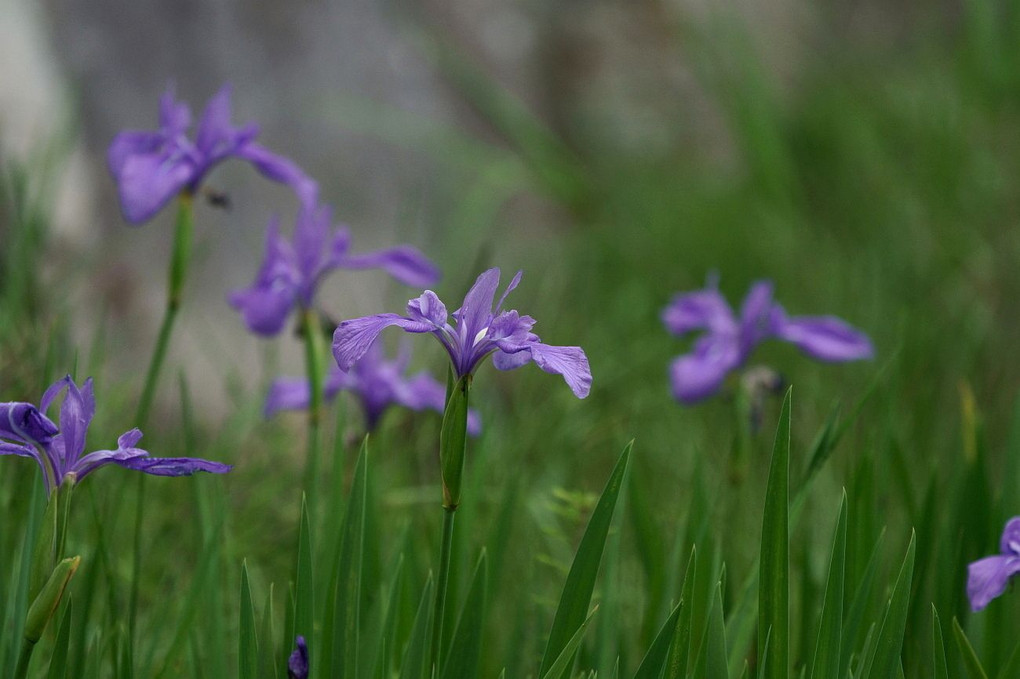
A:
[204,188,231,211]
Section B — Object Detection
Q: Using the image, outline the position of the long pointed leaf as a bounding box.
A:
[633,598,684,679]
[441,551,488,679]
[665,546,697,679]
[759,388,791,679]
[398,575,434,679]
[952,618,989,679]
[539,442,632,676]
[239,561,259,679]
[869,532,916,679]
[932,606,948,679]
[541,607,600,679]
[809,492,847,679]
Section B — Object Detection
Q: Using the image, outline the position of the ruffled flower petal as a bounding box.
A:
[332,314,434,371]
[968,554,1020,611]
[668,335,742,404]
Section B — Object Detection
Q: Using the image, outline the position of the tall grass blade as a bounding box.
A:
[759,388,792,679]
[295,495,314,654]
[239,561,259,679]
[398,574,434,679]
[932,606,949,679]
[809,492,847,679]
[632,598,683,679]
[665,546,697,679]
[45,598,72,679]
[868,532,916,679]
[952,618,989,679]
[441,551,488,679]
[540,606,599,679]
[538,442,632,676]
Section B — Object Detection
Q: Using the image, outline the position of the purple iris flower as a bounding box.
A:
[0,376,231,494]
[662,279,873,404]
[332,268,592,398]
[229,200,440,336]
[108,84,314,223]
[287,636,308,679]
[968,517,1020,611]
[265,340,482,434]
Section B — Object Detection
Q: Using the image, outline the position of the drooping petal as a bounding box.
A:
[332,314,434,371]
[0,403,58,444]
[115,152,196,223]
[0,441,43,460]
[228,284,298,336]
[661,289,735,337]
[264,378,314,417]
[114,456,233,476]
[775,314,874,362]
[335,246,441,288]
[235,143,317,203]
[493,342,591,398]
[968,554,1020,611]
[107,131,164,176]
[668,335,743,404]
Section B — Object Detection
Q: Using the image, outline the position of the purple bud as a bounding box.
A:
[287,636,308,679]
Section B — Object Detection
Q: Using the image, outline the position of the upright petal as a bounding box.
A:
[335,246,441,288]
[407,291,448,328]
[1000,517,1020,556]
[968,555,1020,611]
[775,314,874,362]
[493,270,523,314]
[194,84,238,156]
[158,87,192,133]
[668,335,742,404]
[288,636,309,679]
[455,268,501,338]
[738,281,777,347]
[332,314,434,371]
[58,377,95,469]
[661,289,735,337]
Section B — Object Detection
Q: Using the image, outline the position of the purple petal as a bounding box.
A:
[493,343,591,398]
[968,554,1020,611]
[58,377,94,470]
[335,246,440,288]
[0,441,43,460]
[115,152,196,223]
[0,403,58,444]
[332,314,434,371]
[107,131,164,177]
[235,143,318,203]
[264,378,313,417]
[116,456,233,476]
[293,203,331,279]
[661,289,736,337]
[194,84,237,155]
[158,86,192,132]
[494,270,523,314]
[456,268,501,336]
[738,281,777,347]
[287,636,309,679]
[775,315,874,362]
[407,291,448,327]
[668,335,743,404]
[1000,517,1020,556]
[229,285,298,336]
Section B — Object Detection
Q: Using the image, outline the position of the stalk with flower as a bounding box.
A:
[333,266,590,672]
[1,376,230,678]
[231,197,439,505]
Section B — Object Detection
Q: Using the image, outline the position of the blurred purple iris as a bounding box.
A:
[662,279,873,404]
[332,268,592,398]
[229,199,440,336]
[265,340,481,434]
[0,376,231,494]
[968,517,1020,611]
[108,84,314,223]
[287,636,308,679]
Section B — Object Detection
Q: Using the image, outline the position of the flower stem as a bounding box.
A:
[301,308,326,515]
[430,506,457,674]
[129,192,194,661]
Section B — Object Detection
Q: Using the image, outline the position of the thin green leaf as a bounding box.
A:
[239,561,259,679]
[759,388,791,679]
[665,546,697,679]
[839,529,886,678]
[633,598,684,679]
[809,492,847,679]
[441,551,488,679]
[258,585,277,679]
[295,494,314,646]
[868,532,916,679]
[539,442,632,676]
[398,574,434,679]
[324,438,368,678]
[45,598,72,679]
[952,618,989,679]
[703,581,730,679]
[932,606,948,679]
[541,606,600,679]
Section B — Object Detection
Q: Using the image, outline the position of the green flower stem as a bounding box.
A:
[129,192,195,658]
[301,307,326,514]
[431,506,457,674]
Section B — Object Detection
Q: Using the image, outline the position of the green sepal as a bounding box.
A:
[439,373,471,510]
[29,479,74,603]
[25,556,80,645]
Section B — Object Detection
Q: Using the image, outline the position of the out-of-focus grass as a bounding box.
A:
[3,2,1020,676]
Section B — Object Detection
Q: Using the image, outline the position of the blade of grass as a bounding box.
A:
[665,546,697,679]
[809,492,847,679]
[440,551,488,679]
[398,574,434,679]
[540,606,599,679]
[932,606,949,679]
[538,442,632,676]
[759,388,792,679]
[44,598,72,679]
[866,532,916,679]
[952,618,989,679]
[239,560,259,679]
[632,597,683,679]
